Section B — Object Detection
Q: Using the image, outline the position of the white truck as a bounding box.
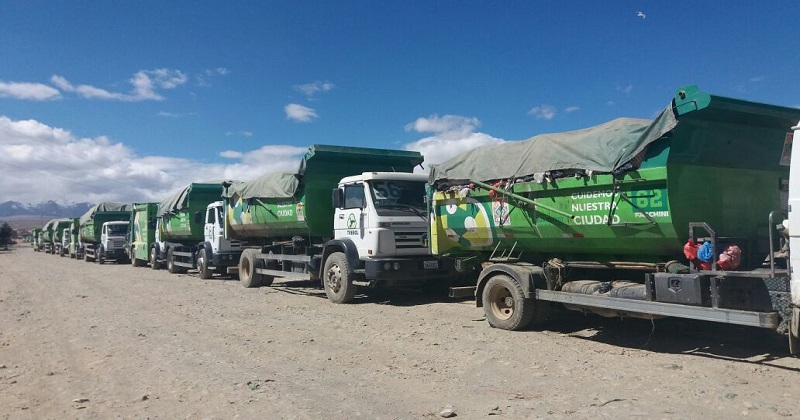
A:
[787,120,800,353]
[196,145,457,303]
[82,221,131,264]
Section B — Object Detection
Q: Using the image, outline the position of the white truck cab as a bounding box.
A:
[787,121,800,352]
[59,227,70,256]
[100,221,130,261]
[334,172,432,259]
[196,201,243,278]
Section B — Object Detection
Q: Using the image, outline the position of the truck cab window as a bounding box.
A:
[344,183,366,209]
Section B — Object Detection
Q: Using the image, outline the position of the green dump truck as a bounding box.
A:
[32,228,42,251]
[41,218,70,254]
[56,217,78,257]
[429,85,800,352]
[151,183,227,273]
[68,218,80,258]
[128,202,158,267]
[78,203,132,264]
[202,144,455,302]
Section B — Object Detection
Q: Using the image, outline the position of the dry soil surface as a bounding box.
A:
[1,244,799,419]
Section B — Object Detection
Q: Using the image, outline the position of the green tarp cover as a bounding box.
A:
[429,106,677,184]
[222,172,299,200]
[79,202,131,225]
[157,182,229,216]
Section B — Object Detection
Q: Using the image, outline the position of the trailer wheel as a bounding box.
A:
[239,249,265,288]
[167,248,181,274]
[323,252,357,304]
[150,247,161,270]
[481,274,537,331]
[790,307,800,356]
[197,249,213,279]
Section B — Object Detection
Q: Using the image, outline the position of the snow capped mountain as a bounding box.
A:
[0,201,94,218]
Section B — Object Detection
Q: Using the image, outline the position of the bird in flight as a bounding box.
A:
[636,11,646,19]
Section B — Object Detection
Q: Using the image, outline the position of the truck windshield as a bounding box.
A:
[107,224,129,235]
[368,180,426,216]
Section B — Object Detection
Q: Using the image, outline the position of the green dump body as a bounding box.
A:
[42,218,70,244]
[429,86,800,267]
[78,203,132,243]
[158,183,223,242]
[68,218,80,255]
[32,228,42,248]
[130,202,158,259]
[224,145,424,240]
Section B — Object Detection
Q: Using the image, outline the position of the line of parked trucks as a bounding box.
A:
[30,86,800,354]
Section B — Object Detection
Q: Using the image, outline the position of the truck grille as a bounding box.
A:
[394,231,428,250]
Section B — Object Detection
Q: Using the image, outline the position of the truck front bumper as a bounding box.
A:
[364,257,456,283]
[211,251,242,267]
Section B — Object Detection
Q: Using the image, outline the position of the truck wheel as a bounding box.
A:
[197,249,213,279]
[323,252,357,304]
[150,247,161,270]
[97,246,105,265]
[790,307,800,356]
[84,250,94,262]
[167,248,181,274]
[239,249,265,288]
[481,274,537,331]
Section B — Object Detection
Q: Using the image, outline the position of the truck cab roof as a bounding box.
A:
[339,172,428,185]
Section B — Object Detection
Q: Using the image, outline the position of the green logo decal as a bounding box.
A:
[347,213,357,229]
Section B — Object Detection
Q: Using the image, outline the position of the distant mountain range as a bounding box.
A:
[0,201,94,218]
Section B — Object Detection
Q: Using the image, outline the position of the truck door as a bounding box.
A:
[334,182,366,241]
[204,207,216,251]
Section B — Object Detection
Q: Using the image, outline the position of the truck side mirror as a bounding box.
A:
[331,188,344,209]
[194,211,203,224]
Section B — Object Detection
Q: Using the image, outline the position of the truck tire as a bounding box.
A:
[790,307,800,356]
[150,247,161,270]
[167,248,183,274]
[323,252,357,304]
[197,249,213,279]
[97,246,105,265]
[84,249,94,262]
[59,247,65,257]
[481,274,538,331]
[239,249,265,288]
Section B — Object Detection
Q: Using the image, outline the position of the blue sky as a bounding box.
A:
[1,1,799,204]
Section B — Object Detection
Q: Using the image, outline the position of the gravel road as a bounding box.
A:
[1,244,799,419]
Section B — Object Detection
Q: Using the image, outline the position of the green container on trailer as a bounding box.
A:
[429,85,800,267]
[78,203,132,243]
[222,144,424,240]
[157,183,224,242]
[130,202,158,260]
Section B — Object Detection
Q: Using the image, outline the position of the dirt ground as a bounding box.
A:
[1,244,799,419]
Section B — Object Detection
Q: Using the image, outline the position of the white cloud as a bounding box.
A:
[294,81,334,97]
[0,116,308,204]
[564,106,580,113]
[197,67,230,86]
[51,68,187,102]
[616,84,633,94]
[528,104,556,120]
[0,81,61,100]
[285,103,318,122]
[226,130,254,137]
[403,114,505,168]
[607,100,616,107]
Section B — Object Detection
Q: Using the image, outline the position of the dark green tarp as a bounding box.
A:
[429,106,677,184]
[157,182,227,216]
[79,202,132,225]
